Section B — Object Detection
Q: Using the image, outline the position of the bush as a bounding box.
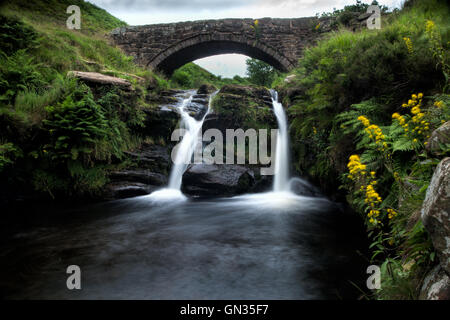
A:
[43,83,108,162]
[0,15,37,56]
[0,50,45,105]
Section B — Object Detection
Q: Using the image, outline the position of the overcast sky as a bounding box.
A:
[88,0,403,77]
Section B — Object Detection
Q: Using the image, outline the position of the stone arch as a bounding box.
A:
[148,33,295,75]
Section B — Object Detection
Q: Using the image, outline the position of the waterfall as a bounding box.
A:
[148,90,213,201]
[168,93,201,190]
[270,90,290,192]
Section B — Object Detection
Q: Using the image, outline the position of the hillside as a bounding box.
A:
[0,0,172,200]
[276,0,449,299]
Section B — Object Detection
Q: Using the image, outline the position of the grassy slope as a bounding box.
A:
[0,0,165,82]
[0,0,172,198]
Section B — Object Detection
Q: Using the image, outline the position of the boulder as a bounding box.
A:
[184,93,209,120]
[289,178,322,197]
[124,144,171,174]
[419,265,450,300]
[109,170,167,186]
[219,85,272,106]
[182,164,255,196]
[67,71,132,90]
[426,121,450,156]
[104,182,157,199]
[104,169,167,200]
[284,75,296,83]
[197,83,217,95]
[203,85,277,135]
[421,157,450,274]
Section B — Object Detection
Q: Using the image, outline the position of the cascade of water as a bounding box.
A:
[270,90,290,192]
[148,90,213,200]
[168,94,200,190]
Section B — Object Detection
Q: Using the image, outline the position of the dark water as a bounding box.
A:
[0,192,367,299]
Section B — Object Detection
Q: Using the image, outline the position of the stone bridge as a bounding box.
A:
[110,17,334,75]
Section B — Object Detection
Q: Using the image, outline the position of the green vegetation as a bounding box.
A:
[317,0,389,27]
[0,0,169,198]
[211,86,275,130]
[277,0,449,299]
[170,62,250,88]
[245,58,280,87]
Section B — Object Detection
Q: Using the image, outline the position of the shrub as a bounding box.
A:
[43,83,108,162]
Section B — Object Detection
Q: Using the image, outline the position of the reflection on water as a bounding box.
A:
[0,192,367,300]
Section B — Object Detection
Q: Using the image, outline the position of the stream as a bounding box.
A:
[0,90,367,300]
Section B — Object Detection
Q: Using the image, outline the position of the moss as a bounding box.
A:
[211,90,275,130]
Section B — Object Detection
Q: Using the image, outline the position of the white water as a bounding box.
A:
[271,90,290,192]
[148,91,212,202]
[168,93,200,190]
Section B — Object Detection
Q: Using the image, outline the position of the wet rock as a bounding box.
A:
[421,157,450,274]
[248,174,273,193]
[290,178,322,197]
[197,83,217,95]
[141,106,180,142]
[219,85,272,106]
[184,93,209,120]
[182,164,255,196]
[104,169,167,200]
[104,182,157,199]
[109,170,167,186]
[426,121,450,156]
[124,144,171,174]
[419,265,450,300]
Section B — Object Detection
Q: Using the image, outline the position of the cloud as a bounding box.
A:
[89,0,252,12]
[194,54,249,78]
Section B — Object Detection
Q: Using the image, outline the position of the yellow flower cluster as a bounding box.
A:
[347,156,393,226]
[365,184,382,207]
[357,115,370,126]
[392,112,408,131]
[358,116,387,151]
[368,209,380,224]
[434,100,443,108]
[365,184,382,225]
[313,126,317,135]
[426,20,435,34]
[396,93,431,143]
[387,208,397,219]
[347,155,366,180]
[403,37,413,53]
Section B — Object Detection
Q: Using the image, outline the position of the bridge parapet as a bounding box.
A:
[110,17,335,74]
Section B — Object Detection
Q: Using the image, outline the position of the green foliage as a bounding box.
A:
[0,141,22,172]
[277,0,450,299]
[169,62,249,89]
[0,50,45,104]
[316,0,389,29]
[211,90,274,130]
[0,15,38,55]
[0,0,126,34]
[246,58,279,87]
[0,0,171,198]
[43,83,108,162]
